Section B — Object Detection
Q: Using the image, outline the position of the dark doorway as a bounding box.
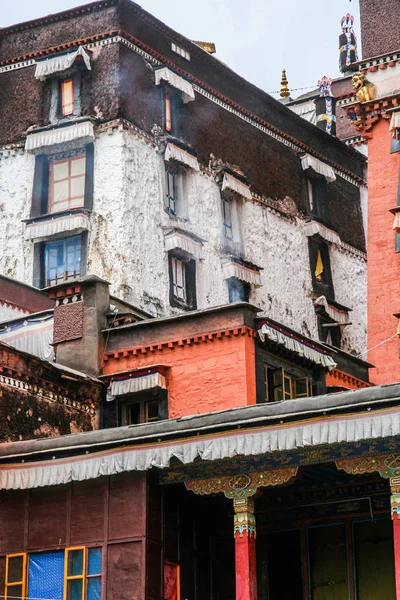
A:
[257,529,303,600]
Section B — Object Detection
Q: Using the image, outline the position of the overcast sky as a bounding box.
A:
[4,0,360,99]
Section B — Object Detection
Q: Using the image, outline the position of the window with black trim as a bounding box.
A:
[228,277,250,303]
[163,89,181,137]
[317,312,342,348]
[164,167,187,218]
[31,144,94,218]
[50,72,82,122]
[119,389,168,425]
[308,238,334,299]
[34,232,87,288]
[306,175,327,221]
[264,365,312,402]
[220,192,242,256]
[168,253,196,310]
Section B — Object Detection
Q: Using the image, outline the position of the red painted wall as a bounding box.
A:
[104,329,257,418]
[368,119,400,383]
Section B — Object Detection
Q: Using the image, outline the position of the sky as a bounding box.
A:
[3,0,360,99]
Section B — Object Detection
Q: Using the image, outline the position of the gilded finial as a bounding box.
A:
[280,69,290,98]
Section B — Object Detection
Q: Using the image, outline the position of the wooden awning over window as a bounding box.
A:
[25,213,90,241]
[155,67,195,103]
[304,220,341,245]
[164,230,203,258]
[34,46,91,80]
[25,121,94,152]
[314,296,351,324]
[222,260,261,286]
[110,372,167,398]
[221,172,252,200]
[164,143,199,171]
[301,154,336,183]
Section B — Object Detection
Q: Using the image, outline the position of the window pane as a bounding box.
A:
[8,556,24,584]
[67,578,83,600]
[295,378,309,398]
[53,161,69,181]
[87,578,101,600]
[88,548,102,576]
[127,403,140,425]
[71,157,85,177]
[53,180,69,203]
[70,176,85,202]
[146,400,159,422]
[68,549,84,577]
[62,80,74,116]
[6,584,23,598]
[28,551,64,600]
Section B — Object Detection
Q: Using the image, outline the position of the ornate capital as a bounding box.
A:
[185,467,298,499]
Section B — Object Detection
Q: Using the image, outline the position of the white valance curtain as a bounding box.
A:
[389,111,400,136]
[0,313,54,362]
[221,172,252,200]
[25,213,90,241]
[314,296,350,324]
[222,261,261,286]
[34,46,91,80]
[111,373,167,397]
[164,143,199,171]
[301,154,336,183]
[304,220,342,245]
[258,323,337,369]
[155,67,195,103]
[165,231,203,258]
[25,121,95,152]
[392,212,400,232]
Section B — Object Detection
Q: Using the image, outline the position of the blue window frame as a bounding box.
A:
[87,548,102,600]
[222,196,233,240]
[166,169,176,214]
[44,235,81,286]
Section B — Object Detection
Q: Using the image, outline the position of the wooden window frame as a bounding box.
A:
[43,234,83,287]
[49,154,86,213]
[64,546,86,600]
[61,78,75,116]
[168,253,197,310]
[264,365,312,402]
[5,553,27,600]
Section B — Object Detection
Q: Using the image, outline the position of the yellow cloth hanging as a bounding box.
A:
[315,250,324,281]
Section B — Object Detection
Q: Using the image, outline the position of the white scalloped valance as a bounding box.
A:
[258,323,336,370]
[25,121,95,152]
[314,296,350,324]
[0,314,54,362]
[34,46,91,80]
[393,212,400,232]
[165,231,203,258]
[165,143,199,171]
[304,220,341,245]
[222,261,261,286]
[221,172,252,200]
[111,373,166,397]
[390,111,400,135]
[25,213,90,241]
[155,67,195,103]
[301,154,336,183]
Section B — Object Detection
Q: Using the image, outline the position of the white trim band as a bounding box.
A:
[165,231,203,258]
[25,213,90,241]
[304,220,341,245]
[222,261,261,286]
[164,143,199,171]
[314,296,350,324]
[258,323,337,370]
[221,172,252,200]
[25,121,95,152]
[111,373,167,396]
[390,111,400,135]
[155,67,195,103]
[301,154,336,183]
[34,46,91,80]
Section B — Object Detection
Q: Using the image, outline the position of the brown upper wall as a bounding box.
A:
[0,276,54,313]
[360,0,400,60]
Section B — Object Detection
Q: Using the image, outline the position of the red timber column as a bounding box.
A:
[233,496,257,600]
[391,476,400,599]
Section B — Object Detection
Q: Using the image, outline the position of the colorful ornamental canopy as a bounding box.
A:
[34,46,91,80]
[300,154,336,183]
[154,67,195,103]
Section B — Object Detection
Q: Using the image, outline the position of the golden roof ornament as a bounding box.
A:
[280,69,290,98]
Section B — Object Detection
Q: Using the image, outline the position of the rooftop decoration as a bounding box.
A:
[318,76,333,98]
[280,69,290,98]
[192,41,216,54]
[316,76,336,135]
[352,72,376,103]
[339,14,358,73]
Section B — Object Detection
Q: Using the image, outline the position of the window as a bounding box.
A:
[264,366,312,402]
[228,277,250,303]
[220,193,242,256]
[165,95,172,132]
[307,176,327,221]
[49,154,86,213]
[317,313,342,348]
[168,253,196,309]
[61,79,74,116]
[119,390,168,426]
[5,554,27,600]
[171,42,190,61]
[222,196,233,240]
[308,239,334,299]
[31,144,94,218]
[4,548,102,600]
[44,235,82,286]
[166,168,176,214]
[162,90,181,137]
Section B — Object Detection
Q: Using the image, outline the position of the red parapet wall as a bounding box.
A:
[325,369,370,390]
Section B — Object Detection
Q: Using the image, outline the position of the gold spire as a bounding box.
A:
[280,69,290,98]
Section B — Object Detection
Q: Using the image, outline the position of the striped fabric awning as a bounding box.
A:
[222,261,261,286]
[164,143,199,171]
[111,372,167,397]
[0,313,54,361]
[221,172,252,200]
[25,213,90,241]
[314,296,350,324]
[155,67,195,103]
[304,220,341,245]
[389,111,400,136]
[164,231,203,258]
[34,46,91,80]
[25,121,95,152]
[300,154,336,183]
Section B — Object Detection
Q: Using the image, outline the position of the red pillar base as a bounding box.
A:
[234,497,258,600]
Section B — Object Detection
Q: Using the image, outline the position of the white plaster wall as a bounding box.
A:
[330,247,367,355]
[0,151,34,282]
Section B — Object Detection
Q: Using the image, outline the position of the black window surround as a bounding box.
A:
[49,71,82,123]
[227,277,250,303]
[162,87,182,138]
[308,237,335,300]
[168,250,197,310]
[306,174,328,222]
